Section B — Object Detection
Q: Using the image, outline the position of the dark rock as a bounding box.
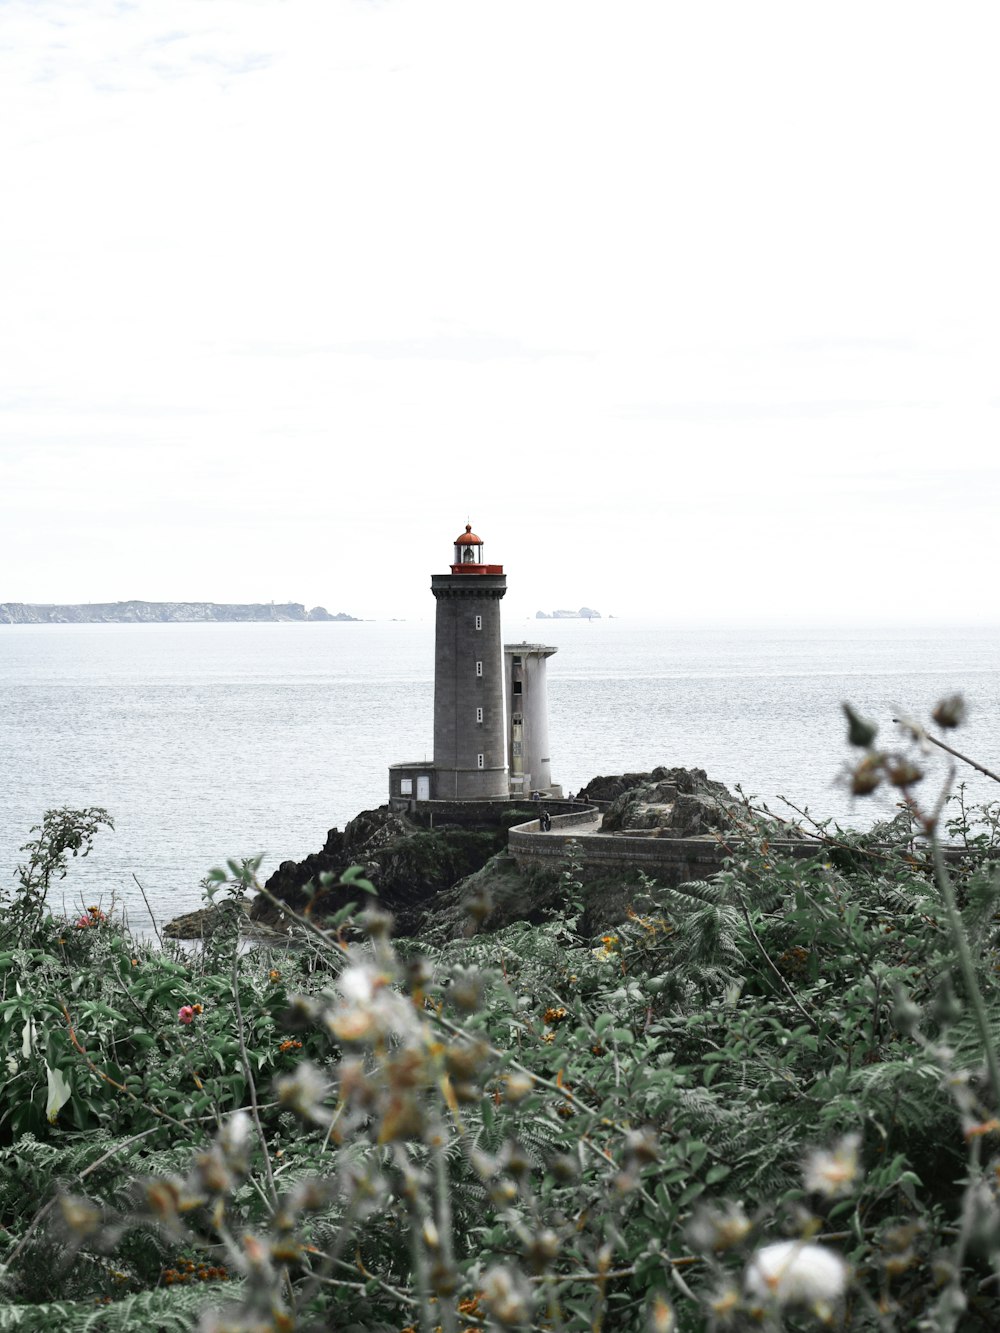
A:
[252,807,511,936]
[164,899,250,939]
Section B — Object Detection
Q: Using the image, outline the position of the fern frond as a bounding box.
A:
[0,1282,225,1332]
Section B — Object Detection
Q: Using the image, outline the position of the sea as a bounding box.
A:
[2,619,999,938]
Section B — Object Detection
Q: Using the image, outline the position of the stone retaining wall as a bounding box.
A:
[508,812,822,885]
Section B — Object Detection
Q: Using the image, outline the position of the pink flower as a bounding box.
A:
[75,916,90,929]
[178,1005,195,1025]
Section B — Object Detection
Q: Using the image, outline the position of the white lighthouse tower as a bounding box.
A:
[505,643,559,797]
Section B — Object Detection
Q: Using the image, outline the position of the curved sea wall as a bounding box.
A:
[508,809,822,886]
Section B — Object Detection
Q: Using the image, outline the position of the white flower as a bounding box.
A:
[338,964,380,1003]
[45,1062,73,1124]
[745,1241,847,1309]
[803,1133,862,1197]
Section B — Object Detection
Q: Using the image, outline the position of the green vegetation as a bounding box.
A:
[2,700,1000,1330]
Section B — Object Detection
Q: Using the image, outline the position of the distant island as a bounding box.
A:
[0,601,360,625]
[535,607,601,620]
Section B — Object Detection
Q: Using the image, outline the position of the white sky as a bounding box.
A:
[2,0,998,624]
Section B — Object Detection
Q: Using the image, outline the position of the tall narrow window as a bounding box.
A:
[476,660,483,677]
[476,706,483,723]
[477,753,485,769]
[475,614,482,631]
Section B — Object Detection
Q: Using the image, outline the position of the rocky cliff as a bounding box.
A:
[0,601,358,624]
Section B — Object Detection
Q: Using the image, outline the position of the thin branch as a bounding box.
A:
[734,892,828,1041]
[931,836,1000,1109]
[230,950,279,1212]
[132,872,164,948]
[894,722,1000,787]
[61,1003,191,1130]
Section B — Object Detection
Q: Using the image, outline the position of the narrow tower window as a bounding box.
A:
[476,707,483,723]
[475,614,482,630]
[476,660,483,677]
[477,753,484,769]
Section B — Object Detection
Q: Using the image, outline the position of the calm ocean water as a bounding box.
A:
[2,620,999,934]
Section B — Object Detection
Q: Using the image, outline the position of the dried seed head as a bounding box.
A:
[803,1134,862,1198]
[504,1072,534,1103]
[430,1260,459,1296]
[850,755,883,795]
[465,886,494,923]
[405,955,434,989]
[884,1249,916,1278]
[359,906,394,939]
[191,1150,234,1196]
[481,1265,533,1326]
[648,1295,676,1332]
[525,1228,560,1272]
[624,1127,659,1165]
[219,1110,253,1172]
[450,970,486,1013]
[548,1152,579,1182]
[932,694,967,729]
[843,703,878,748]
[490,1178,518,1206]
[59,1194,102,1237]
[892,989,922,1036]
[445,1040,488,1081]
[886,759,923,789]
[501,1141,532,1179]
[285,994,320,1028]
[275,1062,331,1119]
[687,1201,753,1253]
[288,1176,332,1212]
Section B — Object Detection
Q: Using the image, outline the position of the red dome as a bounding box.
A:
[454,524,482,545]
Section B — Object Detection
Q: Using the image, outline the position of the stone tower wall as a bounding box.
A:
[431,572,508,799]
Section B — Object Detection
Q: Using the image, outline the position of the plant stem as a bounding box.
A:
[932,836,1000,1108]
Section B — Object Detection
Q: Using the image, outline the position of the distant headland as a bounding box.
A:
[535,606,601,619]
[0,601,360,625]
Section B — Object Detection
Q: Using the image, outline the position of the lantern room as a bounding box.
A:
[451,523,503,575]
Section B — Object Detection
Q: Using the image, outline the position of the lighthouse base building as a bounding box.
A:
[389,524,560,810]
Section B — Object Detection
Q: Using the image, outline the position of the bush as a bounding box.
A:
[2,697,1000,1330]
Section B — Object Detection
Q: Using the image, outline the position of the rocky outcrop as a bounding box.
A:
[580,767,745,838]
[163,898,250,939]
[252,807,509,936]
[0,601,359,624]
[247,770,749,944]
[535,607,601,619]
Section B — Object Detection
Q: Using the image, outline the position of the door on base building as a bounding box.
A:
[417,775,430,802]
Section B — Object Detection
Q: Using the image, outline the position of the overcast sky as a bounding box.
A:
[2,0,998,624]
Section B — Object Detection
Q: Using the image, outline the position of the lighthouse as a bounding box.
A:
[430,524,508,799]
[388,523,510,805]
